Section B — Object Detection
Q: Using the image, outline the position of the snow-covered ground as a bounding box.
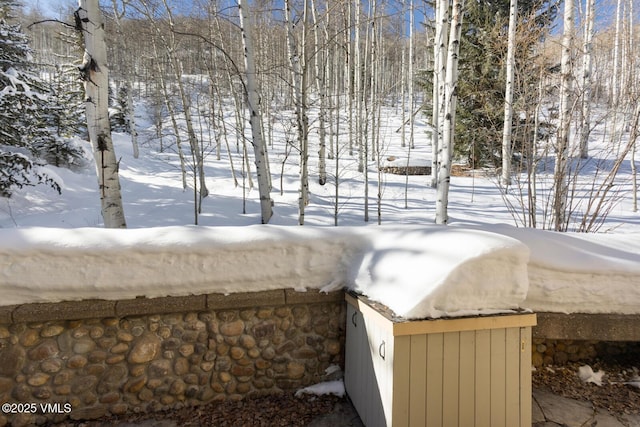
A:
[0,103,639,318]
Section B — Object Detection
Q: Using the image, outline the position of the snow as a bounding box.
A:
[347,226,530,318]
[1,222,639,319]
[487,226,640,314]
[578,365,605,386]
[625,373,640,389]
[0,103,639,319]
[295,380,345,398]
[0,225,364,305]
[295,365,346,398]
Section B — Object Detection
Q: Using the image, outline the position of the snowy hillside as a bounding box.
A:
[1,103,638,231]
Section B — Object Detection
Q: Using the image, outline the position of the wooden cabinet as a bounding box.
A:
[345,293,536,427]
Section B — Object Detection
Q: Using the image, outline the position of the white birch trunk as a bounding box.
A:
[630,0,637,212]
[408,0,415,151]
[311,0,327,186]
[347,1,354,157]
[78,0,126,228]
[631,126,637,212]
[579,0,594,159]
[435,0,464,224]
[553,0,574,231]
[401,13,406,149]
[238,0,273,224]
[501,0,518,186]
[157,0,209,205]
[354,0,364,174]
[611,0,622,106]
[110,0,138,159]
[299,0,311,225]
[126,83,139,159]
[432,0,450,188]
[284,0,310,225]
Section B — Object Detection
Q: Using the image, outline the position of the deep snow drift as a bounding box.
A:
[1,224,639,319]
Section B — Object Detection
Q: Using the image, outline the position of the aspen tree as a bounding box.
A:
[400,0,406,149]
[431,0,449,188]
[162,0,209,209]
[77,0,126,228]
[553,0,574,231]
[629,0,637,212]
[326,8,336,161]
[110,0,138,159]
[435,0,464,224]
[130,0,209,222]
[501,0,518,186]
[238,0,273,224]
[408,0,415,151]
[579,0,594,159]
[284,0,310,225]
[311,0,327,186]
[347,0,354,156]
[633,120,638,212]
[298,0,311,226]
[611,0,622,106]
[355,0,365,174]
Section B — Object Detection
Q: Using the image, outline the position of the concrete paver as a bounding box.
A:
[533,389,595,427]
[533,388,640,427]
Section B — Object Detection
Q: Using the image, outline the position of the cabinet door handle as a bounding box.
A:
[379,341,386,360]
[351,311,357,327]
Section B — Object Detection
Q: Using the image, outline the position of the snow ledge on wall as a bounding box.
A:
[1,224,639,319]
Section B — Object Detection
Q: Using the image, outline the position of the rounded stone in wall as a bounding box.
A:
[220,320,244,337]
[230,346,245,360]
[286,362,305,379]
[99,391,120,404]
[27,373,49,387]
[174,357,190,376]
[0,325,10,339]
[124,376,147,393]
[129,365,146,377]
[128,333,160,364]
[41,325,65,338]
[139,387,154,401]
[89,326,104,339]
[27,339,58,361]
[40,358,63,373]
[117,330,134,342]
[67,355,88,369]
[179,344,195,357]
[19,329,40,347]
[240,335,256,349]
[274,307,290,318]
[149,359,171,378]
[111,403,129,415]
[0,378,12,394]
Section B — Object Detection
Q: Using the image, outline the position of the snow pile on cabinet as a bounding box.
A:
[344,226,530,319]
[0,224,639,319]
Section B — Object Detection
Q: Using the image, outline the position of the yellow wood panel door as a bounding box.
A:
[458,330,476,427]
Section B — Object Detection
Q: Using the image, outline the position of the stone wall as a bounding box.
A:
[0,289,345,427]
[532,312,640,367]
[531,339,640,367]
